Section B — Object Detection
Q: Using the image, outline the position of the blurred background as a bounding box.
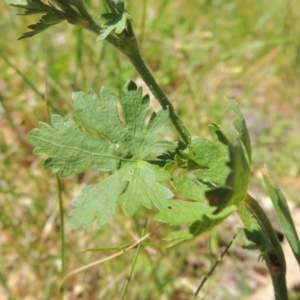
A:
[1,0,300,299]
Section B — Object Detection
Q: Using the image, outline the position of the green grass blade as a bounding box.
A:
[263,171,300,266]
[56,174,66,300]
[0,51,45,101]
[120,219,147,300]
[191,234,237,299]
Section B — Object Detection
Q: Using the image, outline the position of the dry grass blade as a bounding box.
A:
[59,226,159,289]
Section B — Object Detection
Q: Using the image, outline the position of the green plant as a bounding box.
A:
[5,0,300,299]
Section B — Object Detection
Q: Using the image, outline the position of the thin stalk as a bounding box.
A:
[139,0,149,46]
[120,219,148,300]
[56,174,66,300]
[75,26,84,87]
[244,194,287,300]
[42,258,57,300]
[0,51,45,101]
[124,19,191,144]
[60,227,160,286]
[126,49,191,144]
[132,216,165,294]
[191,234,237,300]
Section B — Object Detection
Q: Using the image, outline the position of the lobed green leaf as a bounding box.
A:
[7,0,90,39]
[29,115,121,176]
[72,82,177,160]
[69,171,127,228]
[192,136,230,186]
[117,162,173,216]
[70,161,173,228]
[172,175,207,202]
[6,0,51,15]
[29,81,176,227]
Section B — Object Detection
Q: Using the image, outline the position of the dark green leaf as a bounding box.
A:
[6,0,66,39]
[226,98,251,163]
[205,101,252,211]
[6,0,51,15]
[208,122,229,153]
[263,172,300,266]
[205,186,233,207]
[97,12,130,40]
[238,227,265,250]
[7,0,90,39]
[189,206,236,235]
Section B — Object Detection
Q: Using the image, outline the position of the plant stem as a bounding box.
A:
[191,234,237,300]
[120,219,147,300]
[244,194,288,300]
[56,174,66,300]
[126,49,191,144]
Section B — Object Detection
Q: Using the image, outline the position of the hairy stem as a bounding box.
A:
[244,194,287,300]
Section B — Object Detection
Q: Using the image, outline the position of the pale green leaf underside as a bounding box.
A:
[28,81,177,227]
[72,86,177,160]
[29,82,176,177]
[29,115,121,176]
[117,162,173,216]
[70,171,127,228]
[157,200,236,229]
[70,161,173,228]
